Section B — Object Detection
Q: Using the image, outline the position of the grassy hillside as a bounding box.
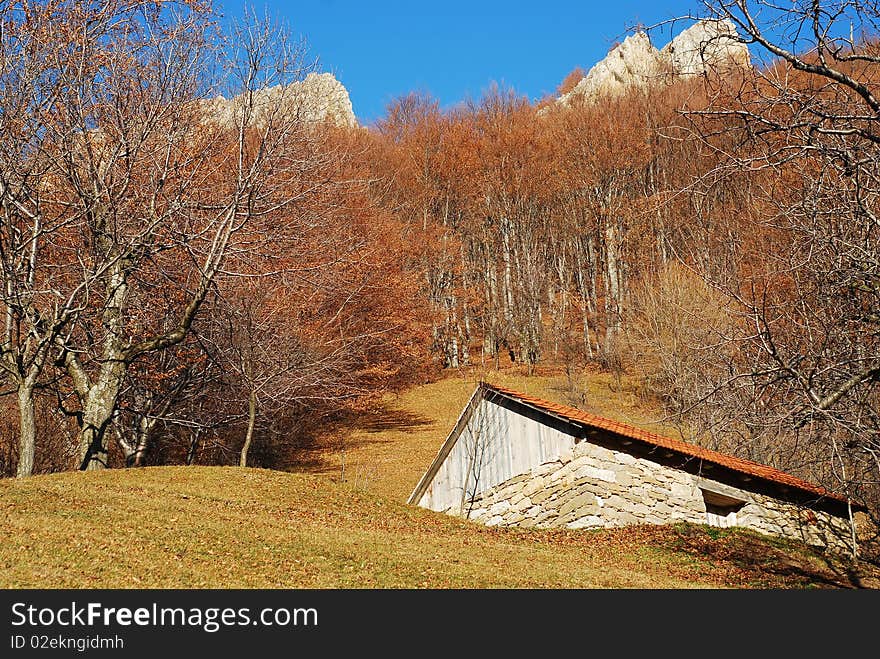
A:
[2,367,877,589]
[314,365,686,502]
[1,466,874,588]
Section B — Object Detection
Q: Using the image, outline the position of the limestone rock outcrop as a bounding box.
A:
[204,71,356,129]
[558,31,666,104]
[660,19,751,77]
[557,19,750,107]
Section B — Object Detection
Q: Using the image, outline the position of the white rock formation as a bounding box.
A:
[559,31,667,105]
[660,19,750,77]
[556,19,750,107]
[204,72,356,129]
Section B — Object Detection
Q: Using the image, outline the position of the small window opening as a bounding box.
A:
[701,489,745,528]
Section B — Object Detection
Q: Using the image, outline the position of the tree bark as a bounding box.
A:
[573,239,593,359]
[501,216,515,328]
[186,430,201,465]
[130,415,152,467]
[78,363,126,471]
[239,388,257,467]
[16,383,36,478]
[603,219,622,360]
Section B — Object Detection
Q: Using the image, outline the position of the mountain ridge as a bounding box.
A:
[204,71,357,128]
[556,19,750,106]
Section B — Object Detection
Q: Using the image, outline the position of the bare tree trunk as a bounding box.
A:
[446,293,459,368]
[573,240,593,359]
[603,219,622,361]
[459,245,471,367]
[78,364,126,471]
[461,306,471,366]
[186,430,201,465]
[131,416,152,467]
[483,256,499,362]
[584,235,598,315]
[16,383,36,477]
[239,388,257,467]
[501,216,515,328]
[555,249,568,358]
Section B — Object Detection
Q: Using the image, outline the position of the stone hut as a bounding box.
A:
[408,382,861,553]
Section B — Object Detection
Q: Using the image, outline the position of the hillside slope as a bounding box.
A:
[1,466,875,589]
[3,369,877,589]
[316,367,689,502]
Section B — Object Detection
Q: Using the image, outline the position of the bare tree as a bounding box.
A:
[0,2,56,476]
[0,2,327,473]
[0,1,125,476]
[112,339,208,467]
[203,277,328,469]
[681,1,880,525]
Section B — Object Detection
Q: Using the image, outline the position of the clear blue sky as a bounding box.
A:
[216,1,701,125]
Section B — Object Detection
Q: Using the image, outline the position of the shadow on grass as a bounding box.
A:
[659,524,879,589]
[353,405,434,434]
[287,403,433,477]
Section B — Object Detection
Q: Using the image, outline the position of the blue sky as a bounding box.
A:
[216,1,701,125]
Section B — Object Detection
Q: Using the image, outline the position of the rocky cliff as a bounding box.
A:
[660,19,751,77]
[204,71,357,129]
[557,19,750,106]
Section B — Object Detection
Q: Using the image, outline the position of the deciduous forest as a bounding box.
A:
[1,0,878,533]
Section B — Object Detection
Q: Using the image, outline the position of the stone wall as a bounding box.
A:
[444,438,854,553]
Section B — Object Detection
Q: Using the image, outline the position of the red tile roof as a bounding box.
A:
[484,382,851,506]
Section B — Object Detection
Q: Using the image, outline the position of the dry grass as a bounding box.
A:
[0,466,871,589]
[2,367,877,589]
[315,365,684,502]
